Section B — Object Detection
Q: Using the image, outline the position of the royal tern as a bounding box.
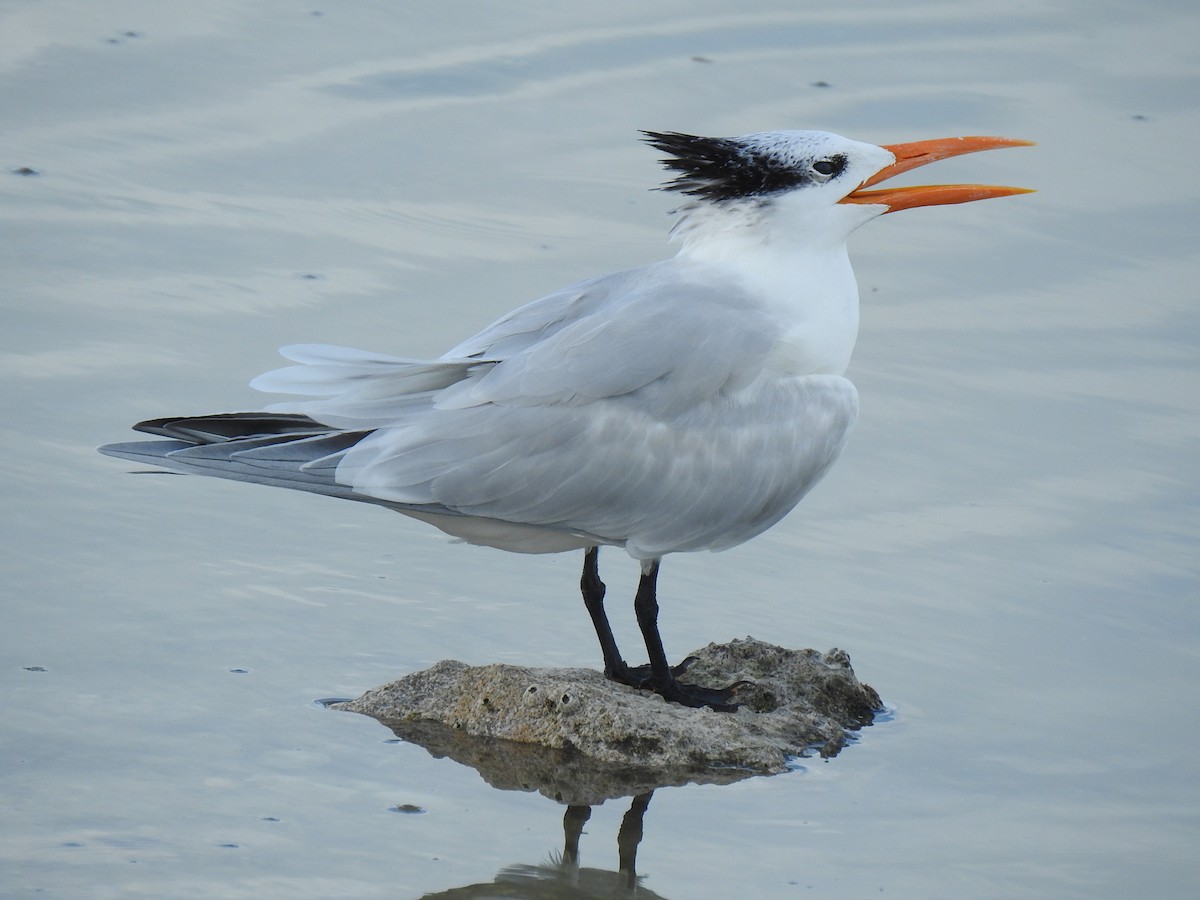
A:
[100,129,1031,710]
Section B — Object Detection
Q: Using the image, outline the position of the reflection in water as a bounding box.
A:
[422,794,666,899]
[377,716,841,898]
[377,717,757,806]
[345,648,874,895]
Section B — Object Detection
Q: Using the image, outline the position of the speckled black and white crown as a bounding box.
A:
[641,130,849,203]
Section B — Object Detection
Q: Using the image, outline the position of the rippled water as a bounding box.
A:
[3,1,1198,897]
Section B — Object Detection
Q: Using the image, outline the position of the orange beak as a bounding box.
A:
[841,135,1034,213]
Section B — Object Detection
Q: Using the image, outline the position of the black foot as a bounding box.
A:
[607,655,699,688]
[653,676,747,712]
[606,658,748,713]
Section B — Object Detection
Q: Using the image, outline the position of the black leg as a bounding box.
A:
[633,560,672,688]
[580,547,634,681]
[617,791,653,887]
[632,558,744,712]
[581,549,744,711]
[581,548,677,688]
[562,804,591,867]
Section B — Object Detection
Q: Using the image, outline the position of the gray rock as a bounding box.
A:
[333,638,882,804]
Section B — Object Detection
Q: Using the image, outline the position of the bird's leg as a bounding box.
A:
[582,549,739,709]
[632,559,672,684]
[581,547,692,688]
[580,547,636,682]
[632,559,743,712]
[562,804,591,868]
[616,792,653,888]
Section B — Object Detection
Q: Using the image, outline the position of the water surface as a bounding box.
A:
[3,1,1198,897]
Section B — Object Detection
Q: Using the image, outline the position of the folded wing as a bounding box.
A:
[101,263,859,558]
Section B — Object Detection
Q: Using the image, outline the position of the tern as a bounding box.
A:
[100,129,1031,710]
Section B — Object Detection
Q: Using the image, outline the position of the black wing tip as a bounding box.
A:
[131,417,188,437]
[129,412,326,443]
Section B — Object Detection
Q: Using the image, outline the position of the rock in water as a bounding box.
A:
[333,638,883,787]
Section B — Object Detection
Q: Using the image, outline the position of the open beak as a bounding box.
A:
[841,135,1034,213]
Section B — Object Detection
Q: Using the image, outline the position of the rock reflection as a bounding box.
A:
[376,717,756,806]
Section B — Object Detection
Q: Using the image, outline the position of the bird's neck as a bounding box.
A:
[671,204,862,376]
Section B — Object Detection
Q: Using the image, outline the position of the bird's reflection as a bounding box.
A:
[421,792,667,899]
[377,717,801,899]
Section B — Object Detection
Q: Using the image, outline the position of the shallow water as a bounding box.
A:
[3,1,1198,897]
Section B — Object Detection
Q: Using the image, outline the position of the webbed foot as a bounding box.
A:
[607,657,749,712]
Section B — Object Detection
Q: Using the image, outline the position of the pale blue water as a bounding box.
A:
[3,1,1198,897]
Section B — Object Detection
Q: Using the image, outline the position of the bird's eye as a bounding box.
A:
[809,155,847,181]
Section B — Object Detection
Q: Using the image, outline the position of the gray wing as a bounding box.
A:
[249,261,776,423]
[435,263,778,415]
[334,373,857,558]
[268,265,856,557]
[102,262,859,558]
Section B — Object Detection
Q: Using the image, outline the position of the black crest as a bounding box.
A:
[641,130,824,202]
